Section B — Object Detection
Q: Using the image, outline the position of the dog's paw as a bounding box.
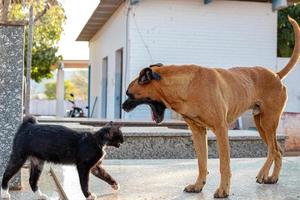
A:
[183,184,203,193]
[214,187,229,198]
[256,174,270,184]
[257,176,278,184]
[34,189,48,200]
[86,193,97,200]
[1,188,11,200]
[264,176,278,184]
[112,183,120,191]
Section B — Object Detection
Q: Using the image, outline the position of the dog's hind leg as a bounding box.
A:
[253,114,268,145]
[29,157,48,200]
[254,114,274,184]
[1,152,27,199]
[255,109,283,184]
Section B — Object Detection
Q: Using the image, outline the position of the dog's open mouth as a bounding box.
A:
[122,98,166,124]
[149,102,165,124]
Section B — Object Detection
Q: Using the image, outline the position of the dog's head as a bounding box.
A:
[122,63,167,124]
[97,122,124,148]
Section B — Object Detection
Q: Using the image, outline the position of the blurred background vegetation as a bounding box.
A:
[278,3,300,57]
[9,0,66,82]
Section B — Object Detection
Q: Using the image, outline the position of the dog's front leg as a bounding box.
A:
[213,125,231,198]
[91,165,119,190]
[184,119,208,193]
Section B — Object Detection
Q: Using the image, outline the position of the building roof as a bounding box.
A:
[76,0,295,42]
[76,0,125,41]
[51,60,89,69]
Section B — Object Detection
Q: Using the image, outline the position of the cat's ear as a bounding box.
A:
[104,128,114,140]
[113,124,121,129]
[104,121,113,127]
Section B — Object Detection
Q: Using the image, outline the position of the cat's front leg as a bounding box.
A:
[91,165,119,190]
[77,164,97,199]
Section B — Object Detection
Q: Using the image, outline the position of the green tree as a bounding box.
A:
[278,3,300,57]
[9,0,66,82]
[71,71,88,100]
[44,81,56,99]
[44,80,78,100]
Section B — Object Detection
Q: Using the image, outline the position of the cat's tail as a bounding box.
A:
[16,115,37,133]
[22,115,37,125]
[12,115,37,146]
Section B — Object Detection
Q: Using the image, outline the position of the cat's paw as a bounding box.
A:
[86,193,97,200]
[112,183,120,190]
[1,188,11,200]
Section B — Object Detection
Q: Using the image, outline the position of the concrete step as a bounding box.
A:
[42,123,286,159]
[37,117,188,129]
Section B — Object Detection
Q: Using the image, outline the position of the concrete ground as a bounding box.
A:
[6,157,300,200]
[57,157,300,200]
[9,165,61,200]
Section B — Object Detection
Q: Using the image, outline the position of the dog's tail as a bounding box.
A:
[277,16,300,80]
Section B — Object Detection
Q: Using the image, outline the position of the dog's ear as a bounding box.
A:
[149,63,163,68]
[138,67,161,85]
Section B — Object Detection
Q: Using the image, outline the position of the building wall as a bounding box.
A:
[278,58,300,113]
[89,3,127,119]
[126,0,277,119]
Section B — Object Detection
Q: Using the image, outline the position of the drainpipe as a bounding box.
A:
[88,64,91,118]
[123,1,131,119]
[272,0,288,11]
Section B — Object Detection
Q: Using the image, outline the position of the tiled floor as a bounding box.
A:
[56,157,300,200]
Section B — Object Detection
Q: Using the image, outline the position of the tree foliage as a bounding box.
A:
[45,80,77,100]
[44,70,88,100]
[278,3,300,57]
[71,71,88,100]
[9,0,65,82]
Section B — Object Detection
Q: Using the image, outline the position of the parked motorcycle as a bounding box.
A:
[66,93,85,117]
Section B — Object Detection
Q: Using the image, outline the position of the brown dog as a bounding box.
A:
[122,17,300,198]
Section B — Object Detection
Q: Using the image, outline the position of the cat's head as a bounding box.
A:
[97,122,124,148]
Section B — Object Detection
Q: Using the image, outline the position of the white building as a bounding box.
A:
[77,0,299,123]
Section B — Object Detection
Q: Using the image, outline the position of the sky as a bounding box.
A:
[57,0,100,60]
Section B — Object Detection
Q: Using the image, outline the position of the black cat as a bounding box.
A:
[1,116,124,200]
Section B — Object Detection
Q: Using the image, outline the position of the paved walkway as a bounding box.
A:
[9,165,61,200]
[58,157,300,200]
[6,157,300,200]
